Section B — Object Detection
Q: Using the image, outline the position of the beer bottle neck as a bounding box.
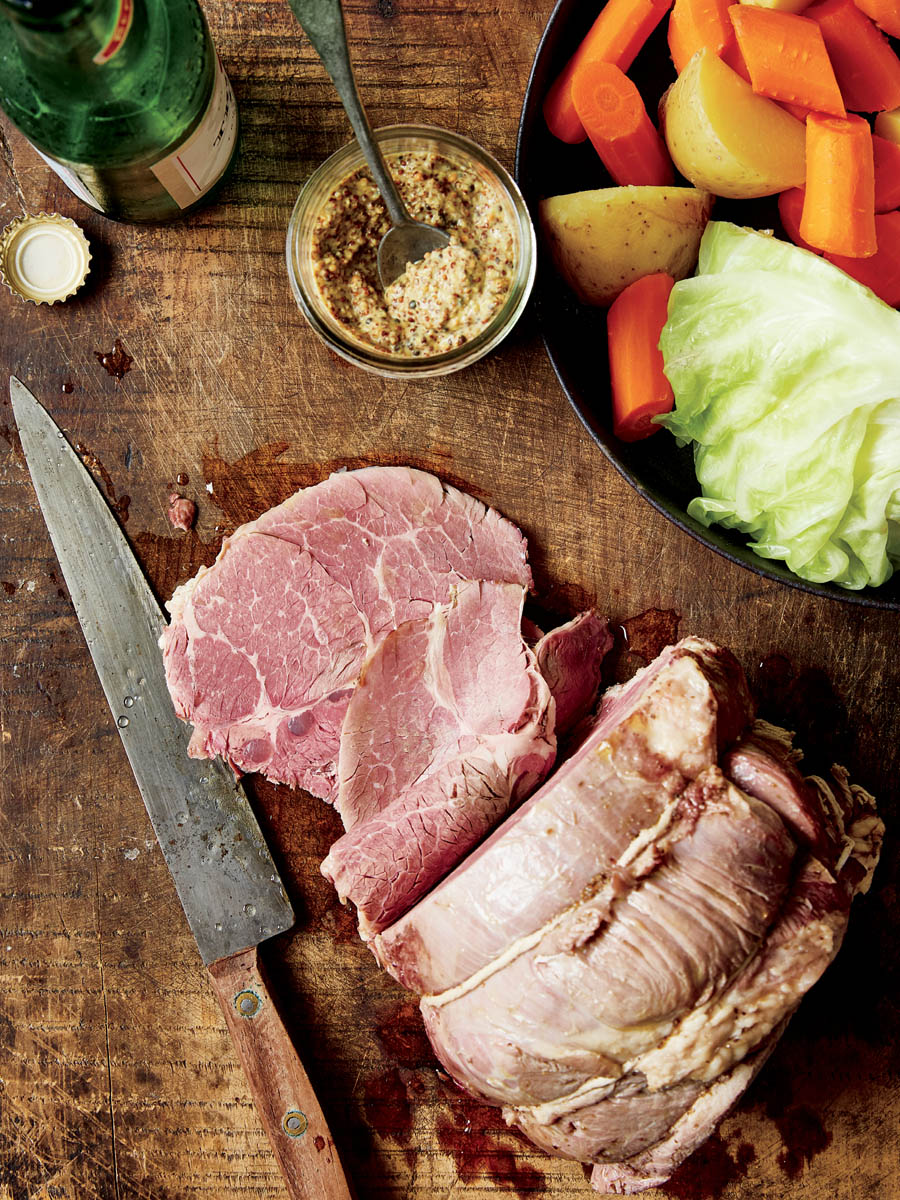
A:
[0,0,143,68]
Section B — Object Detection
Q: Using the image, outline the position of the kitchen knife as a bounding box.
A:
[10,377,354,1200]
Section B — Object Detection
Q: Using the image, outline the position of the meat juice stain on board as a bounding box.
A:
[747,1056,839,1181]
[362,1067,414,1146]
[94,338,133,380]
[620,607,682,664]
[198,441,490,536]
[434,1085,547,1197]
[607,607,682,686]
[375,1001,433,1069]
[366,1002,546,1197]
[661,1132,756,1200]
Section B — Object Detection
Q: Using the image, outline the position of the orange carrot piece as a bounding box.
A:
[777,187,820,252]
[805,0,900,113]
[667,0,738,74]
[800,114,876,256]
[826,211,900,306]
[874,134,900,211]
[853,0,900,38]
[571,61,675,184]
[607,272,676,442]
[544,0,674,143]
[729,7,845,116]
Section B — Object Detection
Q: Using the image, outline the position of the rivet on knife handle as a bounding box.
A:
[208,945,355,1200]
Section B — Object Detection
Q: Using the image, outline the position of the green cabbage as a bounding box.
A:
[659,221,900,590]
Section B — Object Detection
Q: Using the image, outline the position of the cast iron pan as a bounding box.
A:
[515,0,900,610]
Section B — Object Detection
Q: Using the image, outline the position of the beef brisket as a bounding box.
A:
[373,638,754,994]
[372,638,882,1193]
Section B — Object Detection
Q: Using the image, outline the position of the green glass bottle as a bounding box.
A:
[0,0,238,221]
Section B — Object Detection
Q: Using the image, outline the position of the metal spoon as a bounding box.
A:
[287,0,451,288]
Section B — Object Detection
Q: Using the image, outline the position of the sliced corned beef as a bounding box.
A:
[533,610,612,737]
[321,580,557,938]
[160,467,530,798]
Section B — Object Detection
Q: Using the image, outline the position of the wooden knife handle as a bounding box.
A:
[208,945,355,1200]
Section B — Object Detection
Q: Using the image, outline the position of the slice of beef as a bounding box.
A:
[160,467,530,798]
[723,719,839,865]
[419,769,796,1108]
[320,581,556,937]
[373,638,754,994]
[533,611,612,737]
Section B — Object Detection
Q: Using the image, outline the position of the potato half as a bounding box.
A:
[539,185,713,306]
[660,49,806,199]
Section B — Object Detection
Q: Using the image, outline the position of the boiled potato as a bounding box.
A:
[539,186,713,306]
[660,49,806,198]
[875,106,900,145]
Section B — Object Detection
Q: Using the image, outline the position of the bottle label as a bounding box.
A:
[33,147,104,210]
[150,54,237,209]
[93,0,135,65]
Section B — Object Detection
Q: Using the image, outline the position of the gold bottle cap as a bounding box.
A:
[0,213,91,305]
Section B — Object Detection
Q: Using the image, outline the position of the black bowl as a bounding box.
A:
[515,0,900,610]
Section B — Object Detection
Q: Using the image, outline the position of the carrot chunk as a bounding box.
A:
[668,0,739,74]
[852,0,900,38]
[544,0,674,143]
[805,0,900,113]
[826,211,900,306]
[729,7,845,116]
[799,114,876,257]
[571,61,674,184]
[777,187,820,251]
[607,272,676,442]
[873,134,900,211]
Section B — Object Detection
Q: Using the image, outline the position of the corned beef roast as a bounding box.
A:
[161,467,531,799]
[374,638,883,1194]
[160,467,882,1193]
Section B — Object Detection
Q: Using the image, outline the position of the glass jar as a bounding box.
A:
[286,125,536,379]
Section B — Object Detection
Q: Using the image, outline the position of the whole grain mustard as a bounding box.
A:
[310,151,517,357]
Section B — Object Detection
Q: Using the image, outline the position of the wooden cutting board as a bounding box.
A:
[1,2,898,1197]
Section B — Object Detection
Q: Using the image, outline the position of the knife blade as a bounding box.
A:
[10,377,354,1200]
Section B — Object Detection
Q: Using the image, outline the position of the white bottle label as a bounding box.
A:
[33,147,104,209]
[150,54,237,209]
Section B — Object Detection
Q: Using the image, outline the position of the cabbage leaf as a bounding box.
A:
[659,222,900,590]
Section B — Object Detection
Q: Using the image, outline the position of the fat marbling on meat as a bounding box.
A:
[160,466,531,799]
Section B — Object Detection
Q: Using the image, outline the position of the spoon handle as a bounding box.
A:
[288,0,410,227]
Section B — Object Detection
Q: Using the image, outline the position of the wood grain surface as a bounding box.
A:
[1,2,898,1198]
